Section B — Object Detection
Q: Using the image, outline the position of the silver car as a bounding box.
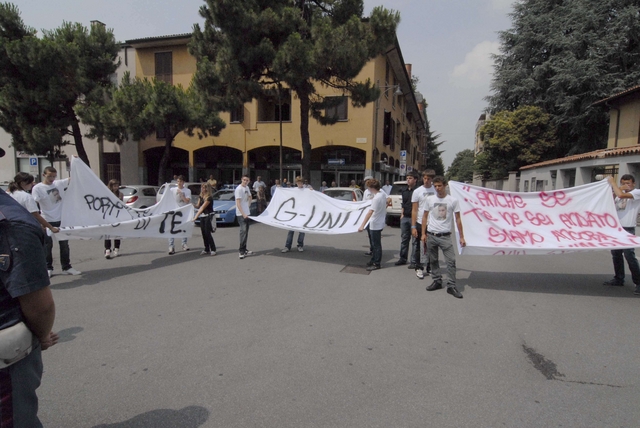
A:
[120,185,159,209]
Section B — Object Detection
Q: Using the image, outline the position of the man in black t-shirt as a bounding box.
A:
[394,171,419,267]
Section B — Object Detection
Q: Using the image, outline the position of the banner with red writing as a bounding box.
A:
[449,180,639,255]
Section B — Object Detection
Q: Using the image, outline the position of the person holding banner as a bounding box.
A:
[32,166,81,278]
[104,179,123,259]
[411,169,436,279]
[168,176,191,255]
[193,183,217,256]
[605,175,640,295]
[8,172,60,235]
[282,177,313,253]
[421,176,466,299]
[358,179,387,271]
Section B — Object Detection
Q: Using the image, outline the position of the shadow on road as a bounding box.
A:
[465,270,637,297]
[92,405,209,428]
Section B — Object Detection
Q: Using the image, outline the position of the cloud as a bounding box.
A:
[491,0,515,11]
[450,40,500,88]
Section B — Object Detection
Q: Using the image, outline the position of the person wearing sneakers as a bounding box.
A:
[395,171,419,267]
[411,169,436,279]
[193,183,217,256]
[32,166,81,277]
[358,179,386,271]
[421,176,465,299]
[604,175,640,295]
[104,179,123,259]
[235,175,253,259]
[282,176,312,253]
[168,176,191,255]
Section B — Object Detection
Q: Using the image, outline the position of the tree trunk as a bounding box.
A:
[298,88,312,181]
[71,116,90,167]
[158,129,173,185]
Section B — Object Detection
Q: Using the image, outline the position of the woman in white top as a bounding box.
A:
[9,172,59,234]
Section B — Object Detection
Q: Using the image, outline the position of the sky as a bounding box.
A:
[17,0,514,168]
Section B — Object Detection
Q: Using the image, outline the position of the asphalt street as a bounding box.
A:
[39,222,640,428]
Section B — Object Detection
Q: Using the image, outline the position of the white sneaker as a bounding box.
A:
[105,249,111,259]
[48,270,53,278]
[113,248,119,257]
[239,252,245,259]
[62,267,82,276]
[281,248,290,253]
[182,244,190,251]
[168,246,175,255]
[200,250,210,255]
[244,250,253,256]
[211,251,217,256]
[415,269,424,280]
[297,246,304,252]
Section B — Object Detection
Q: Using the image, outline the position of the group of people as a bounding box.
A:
[357,170,466,299]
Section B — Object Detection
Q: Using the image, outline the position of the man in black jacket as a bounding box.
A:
[394,171,419,267]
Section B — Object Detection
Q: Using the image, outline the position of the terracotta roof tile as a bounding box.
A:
[520,145,640,170]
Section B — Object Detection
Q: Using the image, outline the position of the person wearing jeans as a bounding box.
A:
[421,176,466,299]
[282,176,312,253]
[604,175,640,295]
[358,179,387,271]
[235,175,253,259]
[395,171,418,266]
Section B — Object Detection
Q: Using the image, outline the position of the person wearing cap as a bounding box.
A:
[0,146,59,426]
[282,176,312,253]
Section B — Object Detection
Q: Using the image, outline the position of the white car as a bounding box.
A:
[156,182,203,207]
[120,185,159,209]
[386,180,408,224]
[322,187,364,202]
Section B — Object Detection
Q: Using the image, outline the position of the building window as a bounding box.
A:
[230,105,244,123]
[155,52,172,84]
[258,89,291,122]
[383,111,392,146]
[325,96,348,121]
[156,127,166,140]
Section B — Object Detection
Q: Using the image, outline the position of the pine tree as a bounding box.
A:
[0,3,119,165]
[422,117,445,176]
[189,0,400,179]
[446,149,475,183]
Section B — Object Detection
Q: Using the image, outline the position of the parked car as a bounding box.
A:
[322,187,364,202]
[120,185,159,209]
[212,188,258,225]
[386,180,408,224]
[156,182,202,206]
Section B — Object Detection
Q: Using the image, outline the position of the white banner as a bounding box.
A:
[251,188,372,234]
[57,158,194,240]
[449,180,640,255]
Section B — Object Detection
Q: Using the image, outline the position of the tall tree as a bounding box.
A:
[475,105,557,180]
[0,3,119,165]
[446,149,475,183]
[422,117,445,176]
[80,73,226,184]
[190,0,400,179]
[488,0,640,157]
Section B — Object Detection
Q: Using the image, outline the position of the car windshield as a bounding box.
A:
[324,190,355,201]
[389,183,408,195]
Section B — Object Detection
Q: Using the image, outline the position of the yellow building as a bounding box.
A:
[126,33,426,187]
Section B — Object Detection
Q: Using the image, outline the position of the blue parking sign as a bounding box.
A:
[29,157,38,166]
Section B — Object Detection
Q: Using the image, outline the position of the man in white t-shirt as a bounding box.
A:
[411,169,436,279]
[236,175,253,259]
[420,176,465,299]
[32,166,81,277]
[168,176,191,254]
[358,179,386,271]
[252,176,265,194]
[382,180,392,195]
[605,175,640,295]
